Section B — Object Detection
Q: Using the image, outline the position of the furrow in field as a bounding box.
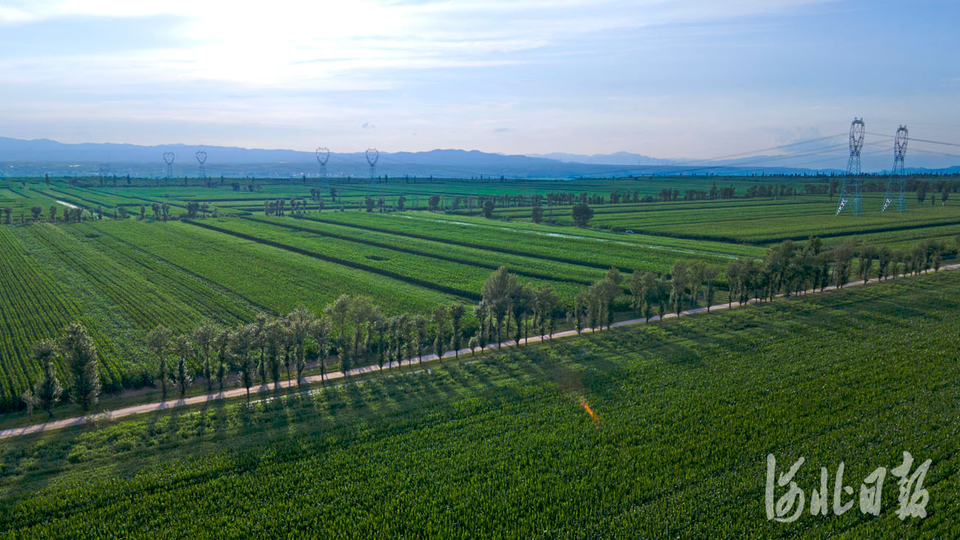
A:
[184,218,548,302]
[241,215,600,286]
[84,220,459,317]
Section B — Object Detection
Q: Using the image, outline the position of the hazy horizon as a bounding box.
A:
[1,0,958,165]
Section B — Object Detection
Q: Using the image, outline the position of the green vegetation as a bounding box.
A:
[295,211,759,272]
[1,270,958,537]
[0,176,956,415]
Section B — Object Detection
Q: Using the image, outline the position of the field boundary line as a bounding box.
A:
[88,223,276,315]
[2,262,957,440]
[241,215,594,286]
[182,218,482,301]
[294,214,621,270]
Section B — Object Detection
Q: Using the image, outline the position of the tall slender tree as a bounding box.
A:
[433,305,448,361]
[629,270,644,315]
[413,314,428,364]
[231,324,256,401]
[877,246,893,280]
[172,334,193,397]
[833,241,855,288]
[481,267,519,347]
[656,276,669,323]
[704,266,719,311]
[58,322,101,411]
[533,286,559,339]
[636,272,654,321]
[448,303,466,358]
[310,317,332,385]
[213,328,231,392]
[687,260,706,308]
[146,325,172,400]
[373,315,389,369]
[265,319,286,388]
[325,295,352,367]
[670,261,689,318]
[472,302,489,350]
[251,313,270,385]
[287,305,314,383]
[193,322,217,392]
[32,339,62,418]
[858,242,877,283]
[347,297,379,370]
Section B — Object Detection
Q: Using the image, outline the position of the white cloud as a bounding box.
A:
[11,0,954,163]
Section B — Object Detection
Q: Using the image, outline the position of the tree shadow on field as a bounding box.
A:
[412,374,444,403]
[468,362,499,392]
[655,341,707,368]
[386,373,438,411]
[369,379,404,419]
[0,426,84,501]
[322,383,347,418]
[190,400,217,440]
[343,381,371,413]
[210,399,230,438]
[445,365,478,394]
[365,378,388,408]
[429,372,459,400]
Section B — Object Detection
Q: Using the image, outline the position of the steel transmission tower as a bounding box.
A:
[163,152,176,179]
[366,148,379,179]
[835,118,865,216]
[882,125,908,212]
[196,150,207,179]
[316,147,330,177]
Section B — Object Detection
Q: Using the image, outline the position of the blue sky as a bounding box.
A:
[0,0,957,164]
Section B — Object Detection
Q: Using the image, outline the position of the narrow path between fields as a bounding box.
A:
[2,263,957,440]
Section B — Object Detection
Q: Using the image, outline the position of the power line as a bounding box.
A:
[910,148,960,160]
[591,127,959,179]
[907,137,960,149]
[602,132,848,177]
[866,130,960,148]
[635,143,847,176]
[773,147,888,171]
[657,139,894,176]
[679,132,848,164]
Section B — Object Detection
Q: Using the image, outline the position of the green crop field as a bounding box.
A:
[294,211,761,273]
[0,176,956,415]
[1,270,957,538]
[247,214,607,285]
[182,216,584,302]
[496,195,960,244]
[5,3,960,535]
[0,217,461,408]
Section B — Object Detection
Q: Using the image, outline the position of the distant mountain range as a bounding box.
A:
[526,151,675,166]
[0,137,955,179]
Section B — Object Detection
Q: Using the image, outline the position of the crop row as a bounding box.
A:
[413,212,764,257]
[183,218,586,303]
[245,215,605,285]
[0,217,467,410]
[2,271,958,537]
[0,228,94,408]
[294,211,755,277]
[0,188,61,215]
[563,199,960,243]
[30,224,253,334]
[327,176,812,199]
[487,196,825,219]
[17,224,256,389]
[85,220,456,317]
